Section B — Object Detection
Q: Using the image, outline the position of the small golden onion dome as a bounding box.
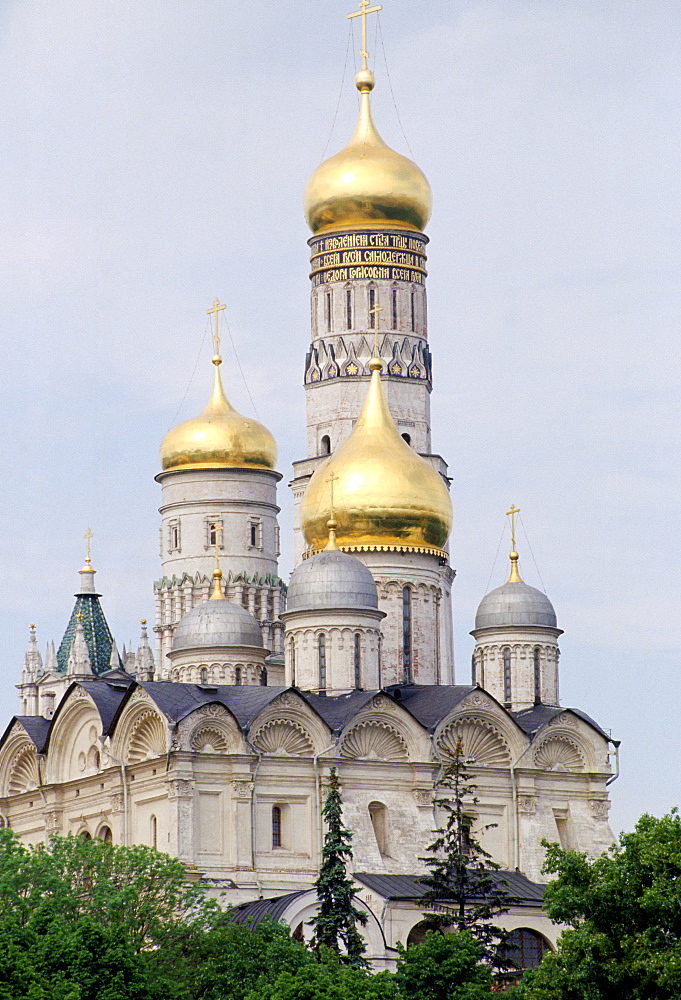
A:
[304,70,432,234]
[160,356,277,472]
[301,357,452,554]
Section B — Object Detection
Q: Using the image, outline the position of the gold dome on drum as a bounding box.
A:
[304,70,432,234]
[301,356,452,555]
[160,357,277,473]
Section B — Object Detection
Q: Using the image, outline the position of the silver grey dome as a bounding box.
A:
[475,581,557,630]
[287,549,378,612]
[172,599,263,652]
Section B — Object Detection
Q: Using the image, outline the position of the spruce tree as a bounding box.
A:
[419,737,518,963]
[310,767,368,967]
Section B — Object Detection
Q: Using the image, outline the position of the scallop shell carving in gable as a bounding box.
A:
[8,745,39,794]
[190,725,231,753]
[438,718,510,767]
[341,722,409,762]
[252,720,314,756]
[534,737,584,771]
[127,710,167,764]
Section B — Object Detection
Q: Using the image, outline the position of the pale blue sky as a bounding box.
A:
[0,0,678,835]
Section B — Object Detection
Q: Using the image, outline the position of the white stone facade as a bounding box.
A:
[471,625,562,711]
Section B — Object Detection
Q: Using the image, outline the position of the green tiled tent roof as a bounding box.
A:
[57,594,117,675]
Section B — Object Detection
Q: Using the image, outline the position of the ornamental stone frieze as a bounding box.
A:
[166,778,195,800]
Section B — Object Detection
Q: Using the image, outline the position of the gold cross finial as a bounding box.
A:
[30,623,36,631]
[206,298,227,364]
[83,528,93,566]
[505,505,523,583]
[347,0,383,71]
[325,472,340,551]
[506,505,520,550]
[210,520,226,600]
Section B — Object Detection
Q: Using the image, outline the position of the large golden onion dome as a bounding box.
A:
[304,69,432,234]
[160,353,277,473]
[301,355,452,555]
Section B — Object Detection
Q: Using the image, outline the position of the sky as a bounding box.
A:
[0,0,678,837]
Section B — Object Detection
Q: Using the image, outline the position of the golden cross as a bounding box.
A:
[206,298,226,358]
[83,528,93,565]
[506,505,521,550]
[326,471,339,518]
[347,0,383,70]
[368,303,383,356]
[211,520,224,570]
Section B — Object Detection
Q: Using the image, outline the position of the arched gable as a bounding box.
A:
[338,692,430,764]
[249,690,331,757]
[176,702,245,754]
[110,688,168,764]
[0,723,40,796]
[43,687,104,784]
[434,689,527,767]
[531,712,604,773]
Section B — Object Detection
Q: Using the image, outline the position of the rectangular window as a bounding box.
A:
[534,648,541,704]
[206,519,223,549]
[318,634,327,690]
[272,806,282,848]
[325,291,332,332]
[346,288,352,329]
[249,520,262,549]
[168,520,180,553]
[354,633,361,689]
[369,288,376,328]
[391,288,398,329]
[503,649,512,707]
[410,290,416,331]
[402,587,412,684]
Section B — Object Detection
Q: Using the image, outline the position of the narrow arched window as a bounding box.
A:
[99,826,113,845]
[290,639,296,687]
[150,815,157,849]
[391,287,398,329]
[410,290,416,331]
[200,667,208,684]
[272,806,282,848]
[401,432,411,445]
[234,666,242,686]
[260,667,268,687]
[402,587,412,684]
[354,633,361,689]
[321,434,331,455]
[318,634,327,690]
[325,290,332,332]
[503,648,512,707]
[471,652,476,685]
[534,648,541,704]
[369,287,376,328]
[369,801,388,855]
[346,287,352,329]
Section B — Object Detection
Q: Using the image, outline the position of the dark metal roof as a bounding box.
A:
[353,871,546,906]
[385,685,476,731]
[0,716,52,754]
[78,680,134,733]
[512,704,611,741]
[303,690,380,733]
[228,890,310,926]
[126,682,288,731]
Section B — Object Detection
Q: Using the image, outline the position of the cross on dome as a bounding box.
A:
[347,0,383,71]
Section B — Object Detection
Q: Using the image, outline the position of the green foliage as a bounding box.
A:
[310,767,368,967]
[511,811,681,1000]
[420,738,517,959]
[394,929,493,1000]
[244,961,398,1000]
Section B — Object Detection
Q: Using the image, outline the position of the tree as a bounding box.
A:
[510,811,681,999]
[244,962,398,1000]
[395,929,493,1000]
[310,767,368,967]
[419,737,517,961]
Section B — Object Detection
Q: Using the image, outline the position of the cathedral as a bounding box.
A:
[0,9,618,970]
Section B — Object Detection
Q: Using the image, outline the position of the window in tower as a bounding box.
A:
[274,523,280,556]
[369,287,376,328]
[346,287,353,329]
[534,648,541,704]
[289,638,296,687]
[401,432,411,445]
[260,667,268,686]
[234,666,242,686]
[272,806,282,848]
[503,648,512,707]
[354,633,361,689]
[471,652,476,685]
[325,291,332,332]
[249,519,262,549]
[391,287,398,329]
[318,634,327,691]
[200,667,208,684]
[206,519,224,550]
[402,586,412,684]
[410,290,416,331]
[168,519,181,553]
[321,434,331,455]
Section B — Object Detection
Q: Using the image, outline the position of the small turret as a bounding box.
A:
[67,615,94,677]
